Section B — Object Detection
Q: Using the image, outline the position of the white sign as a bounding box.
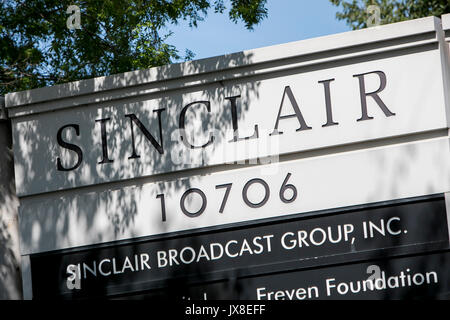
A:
[443,13,450,42]
[5,16,450,256]
[10,47,449,196]
[18,136,450,255]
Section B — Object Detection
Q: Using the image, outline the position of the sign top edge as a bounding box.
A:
[5,15,440,111]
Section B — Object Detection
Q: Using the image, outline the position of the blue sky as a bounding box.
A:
[168,0,351,61]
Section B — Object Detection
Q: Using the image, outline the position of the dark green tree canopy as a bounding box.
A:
[0,0,268,95]
[331,0,450,30]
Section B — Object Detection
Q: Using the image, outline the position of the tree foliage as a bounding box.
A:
[330,0,450,30]
[0,0,268,95]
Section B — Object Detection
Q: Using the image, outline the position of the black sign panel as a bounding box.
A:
[30,195,449,299]
[126,250,450,300]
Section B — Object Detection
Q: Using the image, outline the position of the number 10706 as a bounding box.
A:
[156,173,297,222]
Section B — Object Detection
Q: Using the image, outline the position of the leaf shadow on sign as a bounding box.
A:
[0,120,22,299]
[11,49,268,299]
